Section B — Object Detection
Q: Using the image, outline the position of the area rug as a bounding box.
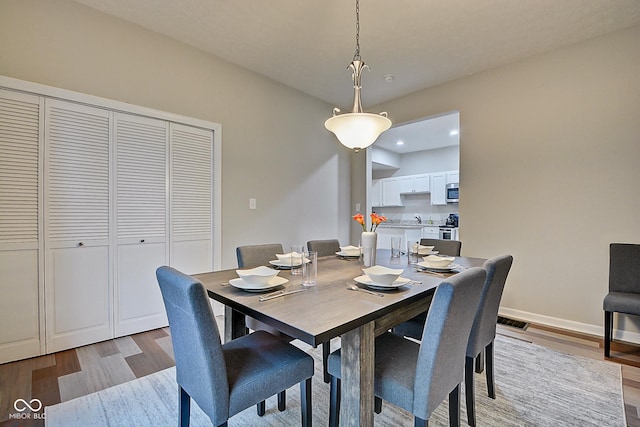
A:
[45,334,626,426]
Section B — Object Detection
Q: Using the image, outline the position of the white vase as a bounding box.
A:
[361,231,377,267]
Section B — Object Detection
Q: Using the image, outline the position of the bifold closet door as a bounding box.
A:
[0,89,42,363]
[114,113,168,337]
[44,99,112,353]
[169,123,214,275]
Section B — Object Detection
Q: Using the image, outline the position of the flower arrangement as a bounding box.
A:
[353,212,387,232]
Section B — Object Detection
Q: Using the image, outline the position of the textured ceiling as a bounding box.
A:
[72,0,640,112]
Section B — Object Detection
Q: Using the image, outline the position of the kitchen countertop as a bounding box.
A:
[378,223,442,229]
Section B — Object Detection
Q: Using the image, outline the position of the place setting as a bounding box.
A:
[229,266,289,293]
[351,265,414,294]
[335,245,361,260]
[268,250,310,270]
[415,254,463,276]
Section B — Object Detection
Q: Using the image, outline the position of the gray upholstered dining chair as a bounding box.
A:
[465,254,513,427]
[307,239,341,257]
[327,267,486,427]
[603,243,640,358]
[392,238,464,340]
[156,266,314,427]
[419,238,462,257]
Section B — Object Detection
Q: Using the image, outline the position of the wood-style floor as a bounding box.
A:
[1,320,639,427]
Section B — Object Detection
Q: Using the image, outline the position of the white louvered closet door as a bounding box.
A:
[0,90,42,363]
[114,113,168,337]
[170,123,214,275]
[44,99,112,353]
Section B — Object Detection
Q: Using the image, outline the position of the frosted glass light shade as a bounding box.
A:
[325,112,392,151]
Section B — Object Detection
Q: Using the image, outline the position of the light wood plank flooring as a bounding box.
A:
[1,320,639,426]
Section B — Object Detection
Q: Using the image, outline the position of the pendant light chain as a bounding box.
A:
[353,0,361,61]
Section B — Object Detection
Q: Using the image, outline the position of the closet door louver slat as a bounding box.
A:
[46,102,110,242]
[0,95,39,244]
[115,114,167,240]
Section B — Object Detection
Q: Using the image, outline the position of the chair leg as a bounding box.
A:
[278,390,286,411]
[179,385,191,427]
[465,356,476,427]
[323,341,331,383]
[449,384,460,427]
[414,417,428,427]
[374,396,382,414]
[474,350,484,374]
[604,311,613,358]
[486,341,495,399]
[301,378,312,427]
[329,376,341,427]
[256,400,265,416]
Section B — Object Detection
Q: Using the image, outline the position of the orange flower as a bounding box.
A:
[353,213,366,231]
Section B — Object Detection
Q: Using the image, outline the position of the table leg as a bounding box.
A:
[341,321,375,427]
[224,306,246,343]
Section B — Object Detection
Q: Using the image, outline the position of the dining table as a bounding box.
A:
[194,249,486,427]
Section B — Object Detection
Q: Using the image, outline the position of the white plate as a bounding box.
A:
[354,275,411,289]
[416,262,461,272]
[229,276,289,292]
[269,259,309,268]
[336,251,360,258]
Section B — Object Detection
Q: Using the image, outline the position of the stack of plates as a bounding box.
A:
[229,277,289,292]
[354,275,411,290]
[336,245,361,258]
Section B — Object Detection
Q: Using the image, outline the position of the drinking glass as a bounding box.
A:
[302,251,317,287]
[407,241,420,265]
[291,245,304,275]
[390,237,402,258]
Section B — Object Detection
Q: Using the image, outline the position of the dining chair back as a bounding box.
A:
[236,243,284,268]
[156,266,313,427]
[307,239,341,257]
[391,238,464,340]
[420,238,462,256]
[465,254,513,426]
[603,243,640,358]
[327,267,486,427]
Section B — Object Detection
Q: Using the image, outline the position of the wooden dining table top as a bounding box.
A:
[194,251,486,346]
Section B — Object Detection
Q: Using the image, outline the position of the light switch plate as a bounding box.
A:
[249,198,256,209]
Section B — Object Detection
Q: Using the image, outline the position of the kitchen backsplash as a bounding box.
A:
[372,193,459,226]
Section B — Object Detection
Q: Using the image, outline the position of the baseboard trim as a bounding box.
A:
[499,307,640,345]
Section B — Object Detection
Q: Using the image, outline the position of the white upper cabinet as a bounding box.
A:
[114,113,168,337]
[400,173,430,194]
[381,177,403,206]
[0,90,42,363]
[371,179,382,207]
[44,99,112,352]
[446,171,459,184]
[430,173,447,205]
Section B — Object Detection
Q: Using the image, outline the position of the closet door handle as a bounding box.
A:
[140,239,145,243]
[78,242,84,247]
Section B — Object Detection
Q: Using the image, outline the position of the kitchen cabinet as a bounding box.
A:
[422,226,440,240]
[446,171,459,184]
[400,173,430,194]
[430,173,447,205]
[372,177,403,207]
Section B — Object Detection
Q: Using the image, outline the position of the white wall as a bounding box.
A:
[0,0,352,269]
[371,24,640,339]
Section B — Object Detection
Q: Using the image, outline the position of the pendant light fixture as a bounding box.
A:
[324,0,391,152]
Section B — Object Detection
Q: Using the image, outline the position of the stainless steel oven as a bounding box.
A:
[439,227,459,240]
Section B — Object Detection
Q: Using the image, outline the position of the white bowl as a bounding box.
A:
[362,265,404,285]
[422,255,455,268]
[236,266,280,286]
[276,252,304,263]
[410,243,435,255]
[340,245,361,257]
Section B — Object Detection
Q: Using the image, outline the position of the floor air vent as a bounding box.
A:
[497,316,529,330]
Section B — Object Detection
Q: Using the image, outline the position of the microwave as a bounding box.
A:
[446,183,459,203]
